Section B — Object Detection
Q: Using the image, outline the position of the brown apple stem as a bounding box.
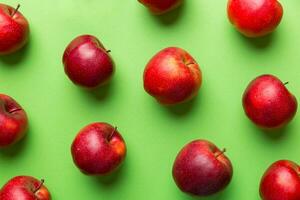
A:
[106,50,111,53]
[284,82,289,85]
[108,127,117,141]
[8,108,22,114]
[34,179,44,193]
[186,62,194,66]
[11,4,20,17]
[215,148,226,158]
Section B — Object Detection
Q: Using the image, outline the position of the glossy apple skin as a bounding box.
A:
[0,176,51,200]
[138,0,183,15]
[71,122,126,176]
[260,160,300,200]
[143,47,202,105]
[243,74,297,130]
[0,94,28,148]
[0,4,29,55]
[227,0,283,37]
[63,35,114,88]
[172,140,233,196]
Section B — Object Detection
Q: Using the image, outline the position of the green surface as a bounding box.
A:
[0,0,300,199]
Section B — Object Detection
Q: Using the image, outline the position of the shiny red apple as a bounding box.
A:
[143,47,202,105]
[227,0,283,37]
[63,35,114,88]
[172,140,233,196]
[0,94,28,148]
[138,0,183,15]
[0,4,29,55]
[0,176,51,200]
[243,74,297,130]
[71,122,126,176]
[260,160,300,200]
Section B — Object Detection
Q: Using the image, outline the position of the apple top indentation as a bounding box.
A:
[0,94,23,114]
[9,4,20,18]
[215,148,226,159]
[63,35,106,62]
[106,126,117,142]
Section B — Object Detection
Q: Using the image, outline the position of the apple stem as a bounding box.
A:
[11,4,20,17]
[284,82,289,85]
[215,148,226,158]
[8,108,22,114]
[34,179,44,193]
[186,62,194,66]
[107,127,117,141]
[106,50,111,53]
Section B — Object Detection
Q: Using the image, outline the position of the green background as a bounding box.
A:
[0,0,299,199]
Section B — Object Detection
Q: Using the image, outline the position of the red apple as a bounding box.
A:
[0,4,29,55]
[71,122,126,176]
[0,176,51,200]
[242,74,297,130]
[143,47,202,105]
[227,0,283,37]
[260,160,300,200]
[138,0,183,15]
[63,35,114,88]
[172,140,233,196]
[0,94,28,148]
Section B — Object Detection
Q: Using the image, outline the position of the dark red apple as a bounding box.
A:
[63,35,114,88]
[227,0,283,37]
[71,122,126,176]
[0,94,28,148]
[0,4,29,55]
[138,0,183,15]
[143,47,202,105]
[260,160,300,200]
[0,176,51,200]
[243,74,297,130]
[172,140,233,196]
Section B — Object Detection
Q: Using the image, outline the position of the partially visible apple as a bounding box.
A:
[138,0,183,15]
[0,176,51,200]
[63,35,114,88]
[71,122,126,176]
[172,140,233,196]
[260,160,300,200]
[0,94,28,148]
[227,0,283,37]
[0,4,29,55]
[143,47,202,105]
[242,74,297,129]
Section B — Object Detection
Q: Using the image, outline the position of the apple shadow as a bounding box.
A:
[0,132,29,158]
[78,80,114,101]
[245,118,294,142]
[151,3,186,25]
[180,188,230,200]
[92,160,127,188]
[238,31,275,50]
[164,91,202,117]
[259,123,295,141]
[0,37,31,66]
